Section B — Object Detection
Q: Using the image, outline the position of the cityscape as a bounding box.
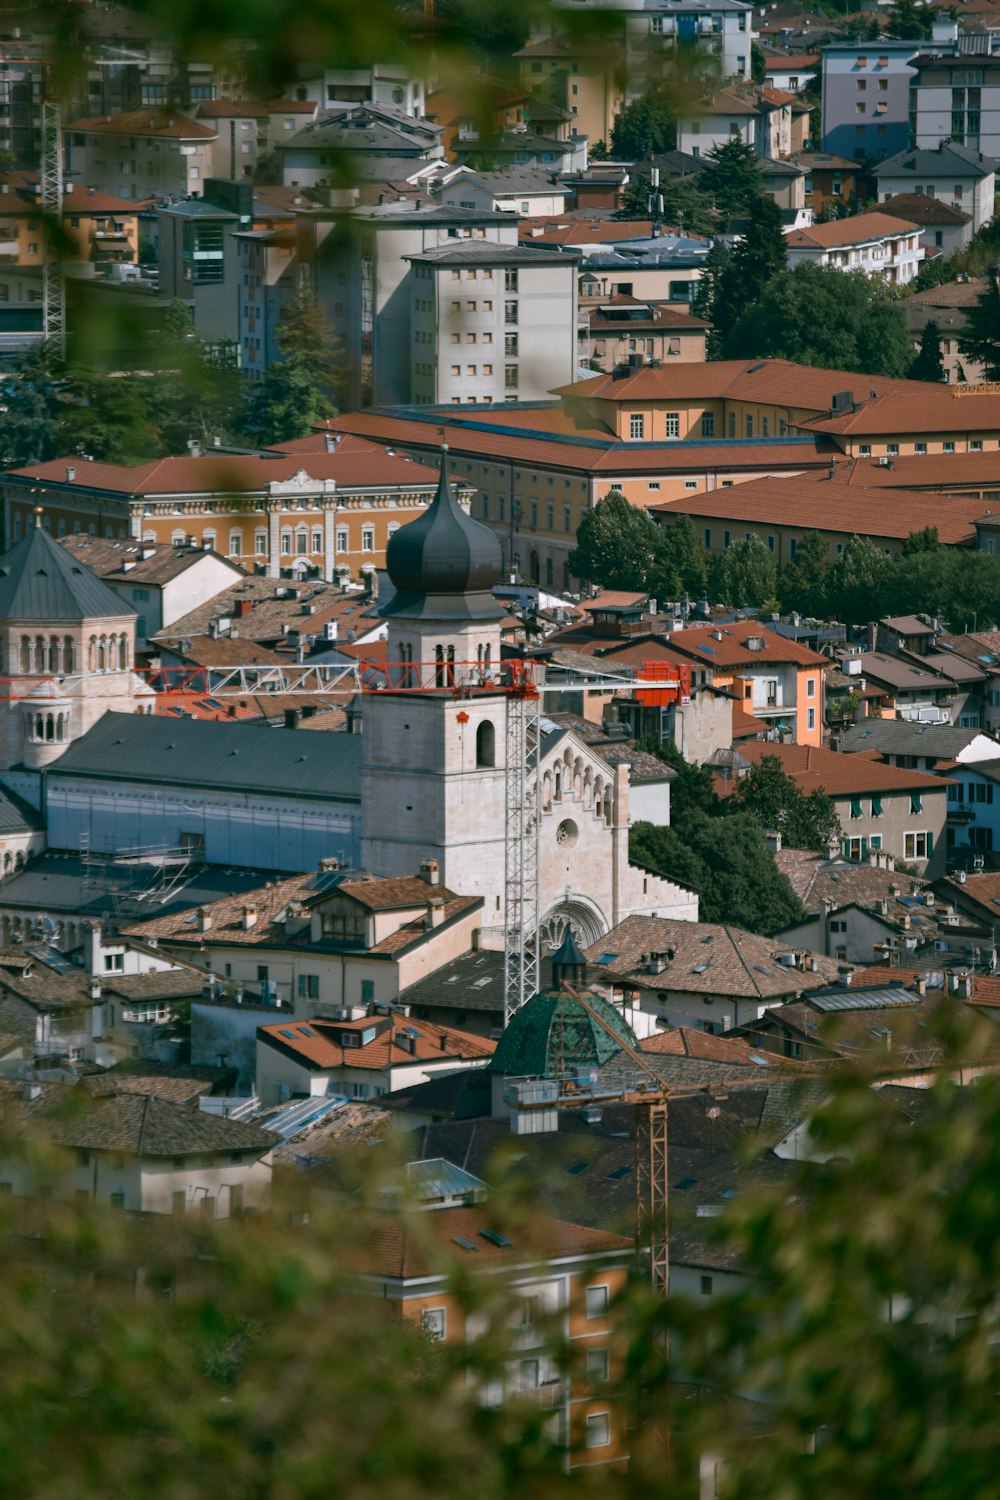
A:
[0,0,999,1492]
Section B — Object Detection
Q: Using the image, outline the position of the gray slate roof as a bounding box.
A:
[875,142,999,179]
[0,524,134,622]
[45,1091,278,1156]
[48,712,363,802]
[406,241,578,267]
[840,720,998,759]
[0,851,274,919]
[399,949,505,1014]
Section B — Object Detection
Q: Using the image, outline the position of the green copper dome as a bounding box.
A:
[490,989,638,1078]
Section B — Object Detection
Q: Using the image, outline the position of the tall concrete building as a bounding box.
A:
[821,40,923,162]
[361,453,697,946]
[299,202,578,409]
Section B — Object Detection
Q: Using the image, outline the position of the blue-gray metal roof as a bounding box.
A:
[0,524,135,622]
[48,712,363,802]
[809,985,921,1013]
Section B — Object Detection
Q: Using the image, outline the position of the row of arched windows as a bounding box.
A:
[87,634,129,673]
[543,749,613,824]
[16,636,76,675]
[25,710,69,745]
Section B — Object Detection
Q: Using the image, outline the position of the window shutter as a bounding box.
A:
[927,831,934,857]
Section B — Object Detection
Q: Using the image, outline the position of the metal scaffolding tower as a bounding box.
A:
[40,98,65,355]
[503,666,541,1025]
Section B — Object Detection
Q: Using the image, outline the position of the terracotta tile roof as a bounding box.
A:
[1,1089,277,1156]
[124,871,479,954]
[639,1027,791,1062]
[731,705,764,740]
[258,1015,495,1071]
[761,51,819,67]
[552,357,929,412]
[666,621,827,669]
[880,193,972,226]
[156,637,288,668]
[786,211,919,249]
[801,388,1000,437]
[57,535,240,586]
[60,188,140,213]
[850,963,1000,1006]
[733,741,951,797]
[585,916,841,999]
[7,435,440,498]
[830,450,1000,490]
[68,109,216,140]
[364,1203,631,1280]
[653,473,986,546]
[152,575,379,648]
[773,851,973,944]
[194,99,270,119]
[906,276,991,310]
[324,408,839,476]
[756,992,1000,1068]
[520,218,654,245]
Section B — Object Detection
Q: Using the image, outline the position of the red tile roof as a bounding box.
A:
[68,109,216,140]
[731,740,951,796]
[258,1015,495,1071]
[829,451,1000,490]
[653,472,987,545]
[786,211,919,249]
[666,621,826,669]
[801,388,1000,438]
[552,357,930,412]
[365,1204,631,1279]
[7,436,441,497]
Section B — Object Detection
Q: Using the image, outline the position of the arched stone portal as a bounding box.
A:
[540,896,607,952]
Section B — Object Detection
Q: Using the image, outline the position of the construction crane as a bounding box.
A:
[39,95,64,355]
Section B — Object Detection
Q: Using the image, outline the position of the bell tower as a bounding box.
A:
[360,449,509,934]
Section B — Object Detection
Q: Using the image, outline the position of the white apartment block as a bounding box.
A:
[875,142,997,234]
[909,54,1000,163]
[785,211,924,286]
[408,242,579,407]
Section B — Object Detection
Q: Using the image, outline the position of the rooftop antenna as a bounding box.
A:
[648,165,663,239]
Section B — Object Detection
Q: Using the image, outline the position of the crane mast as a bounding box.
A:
[40,97,64,356]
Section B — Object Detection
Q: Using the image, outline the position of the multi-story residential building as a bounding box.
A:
[514,33,625,147]
[874,141,998,233]
[234,224,297,380]
[664,621,827,745]
[820,40,926,161]
[407,240,579,407]
[157,197,243,345]
[64,108,218,201]
[3,436,443,584]
[677,82,809,158]
[0,183,139,269]
[760,49,819,93]
[280,102,444,187]
[580,295,709,370]
[301,63,425,117]
[255,1012,494,1105]
[793,151,864,215]
[297,201,564,408]
[909,52,1000,159]
[785,211,924,285]
[720,740,951,876]
[127,865,488,1080]
[574,232,712,306]
[547,0,754,93]
[193,99,269,179]
[422,163,568,217]
[880,193,973,256]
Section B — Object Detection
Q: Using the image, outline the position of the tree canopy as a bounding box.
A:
[958,277,1000,382]
[723,263,914,375]
[242,291,347,446]
[609,90,677,159]
[909,319,946,383]
[709,535,778,609]
[729,753,841,853]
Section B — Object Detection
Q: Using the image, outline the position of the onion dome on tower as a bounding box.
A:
[380,446,503,622]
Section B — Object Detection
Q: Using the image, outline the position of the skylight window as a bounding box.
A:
[480,1228,512,1248]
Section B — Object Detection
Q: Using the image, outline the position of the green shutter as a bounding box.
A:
[872,796,883,817]
[911,793,923,815]
[860,837,868,859]
[927,831,933,857]
[851,797,863,819]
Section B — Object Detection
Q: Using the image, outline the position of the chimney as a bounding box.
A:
[915,974,927,996]
[284,708,301,729]
[66,464,76,483]
[318,856,340,873]
[324,432,341,453]
[237,599,253,617]
[419,858,440,886]
[425,896,445,929]
[187,439,201,458]
[242,905,258,930]
[197,907,212,932]
[90,981,101,1001]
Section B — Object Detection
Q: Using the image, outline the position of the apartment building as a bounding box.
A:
[821,40,925,161]
[909,52,1000,159]
[64,108,218,200]
[784,211,924,286]
[298,202,522,409]
[580,296,709,371]
[794,152,863,215]
[724,740,951,876]
[157,197,243,345]
[279,102,444,186]
[880,193,973,257]
[0,182,139,269]
[408,241,578,407]
[2,436,443,585]
[666,621,826,745]
[677,82,809,158]
[874,141,998,233]
[514,33,625,146]
[549,0,754,93]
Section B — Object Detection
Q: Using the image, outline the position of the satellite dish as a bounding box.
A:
[40,916,56,937]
